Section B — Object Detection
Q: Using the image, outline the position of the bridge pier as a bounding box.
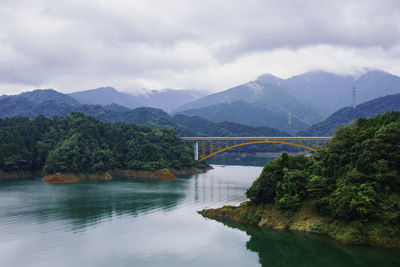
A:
[194,141,199,161]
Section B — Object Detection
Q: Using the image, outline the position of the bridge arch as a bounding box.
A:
[181,137,332,161]
[198,140,316,161]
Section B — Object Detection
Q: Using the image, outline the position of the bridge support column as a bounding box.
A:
[194,141,199,161]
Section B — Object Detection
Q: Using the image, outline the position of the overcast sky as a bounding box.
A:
[1,0,400,95]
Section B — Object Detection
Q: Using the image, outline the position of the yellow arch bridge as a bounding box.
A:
[181,137,333,161]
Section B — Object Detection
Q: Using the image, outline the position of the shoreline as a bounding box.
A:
[198,200,400,248]
[0,166,212,183]
[42,167,211,183]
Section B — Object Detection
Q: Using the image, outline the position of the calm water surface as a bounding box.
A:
[206,154,276,166]
[0,165,399,267]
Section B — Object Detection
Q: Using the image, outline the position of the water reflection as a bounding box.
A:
[0,166,399,267]
[214,218,400,267]
[0,167,255,232]
[0,178,189,230]
[206,154,276,166]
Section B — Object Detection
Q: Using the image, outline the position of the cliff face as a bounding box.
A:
[199,200,400,248]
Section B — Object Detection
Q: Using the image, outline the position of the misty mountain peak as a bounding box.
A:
[90,87,118,93]
[358,69,391,80]
[256,73,283,85]
[19,88,79,105]
[69,87,205,112]
[294,70,355,83]
[21,88,58,95]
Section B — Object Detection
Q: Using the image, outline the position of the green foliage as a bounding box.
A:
[0,113,200,174]
[247,111,400,227]
[246,153,309,208]
[275,168,308,211]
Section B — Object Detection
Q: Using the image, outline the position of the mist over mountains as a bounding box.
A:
[178,101,310,134]
[0,88,290,140]
[298,93,400,136]
[172,69,400,133]
[173,76,323,125]
[69,87,205,113]
[1,69,400,137]
[280,70,400,115]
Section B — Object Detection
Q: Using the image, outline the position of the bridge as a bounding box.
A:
[181,137,333,161]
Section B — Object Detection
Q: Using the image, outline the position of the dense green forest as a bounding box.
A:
[0,113,202,174]
[247,111,400,231]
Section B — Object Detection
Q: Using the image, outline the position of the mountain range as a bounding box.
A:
[173,70,400,131]
[297,93,400,136]
[174,76,323,126]
[69,87,205,113]
[280,70,400,115]
[0,89,289,140]
[179,101,309,134]
[2,69,400,139]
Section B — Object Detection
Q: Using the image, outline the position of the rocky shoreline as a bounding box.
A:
[199,200,400,248]
[41,167,211,183]
[0,167,211,183]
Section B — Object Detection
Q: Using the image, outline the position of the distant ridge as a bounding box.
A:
[297,93,400,136]
[0,88,290,140]
[69,87,133,106]
[173,75,323,135]
[282,70,400,115]
[173,77,322,124]
[69,87,205,112]
[178,101,309,135]
[174,70,400,125]
[20,89,79,105]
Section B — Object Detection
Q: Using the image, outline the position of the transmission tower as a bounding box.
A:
[352,85,356,108]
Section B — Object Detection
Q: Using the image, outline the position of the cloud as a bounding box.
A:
[211,0,400,60]
[0,0,399,94]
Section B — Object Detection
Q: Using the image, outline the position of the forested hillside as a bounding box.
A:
[201,112,400,247]
[0,88,301,154]
[0,89,291,137]
[172,114,285,136]
[174,77,323,128]
[0,113,201,174]
[177,101,308,134]
[298,93,400,136]
[243,111,400,245]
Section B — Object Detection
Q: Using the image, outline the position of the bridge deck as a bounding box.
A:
[182,136,332,140]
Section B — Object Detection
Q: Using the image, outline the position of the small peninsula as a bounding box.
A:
[0,113,209,182]
[200,111,400,247]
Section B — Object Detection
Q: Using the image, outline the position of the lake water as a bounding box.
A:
[0,165,399,266]
[206,154,276,166]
